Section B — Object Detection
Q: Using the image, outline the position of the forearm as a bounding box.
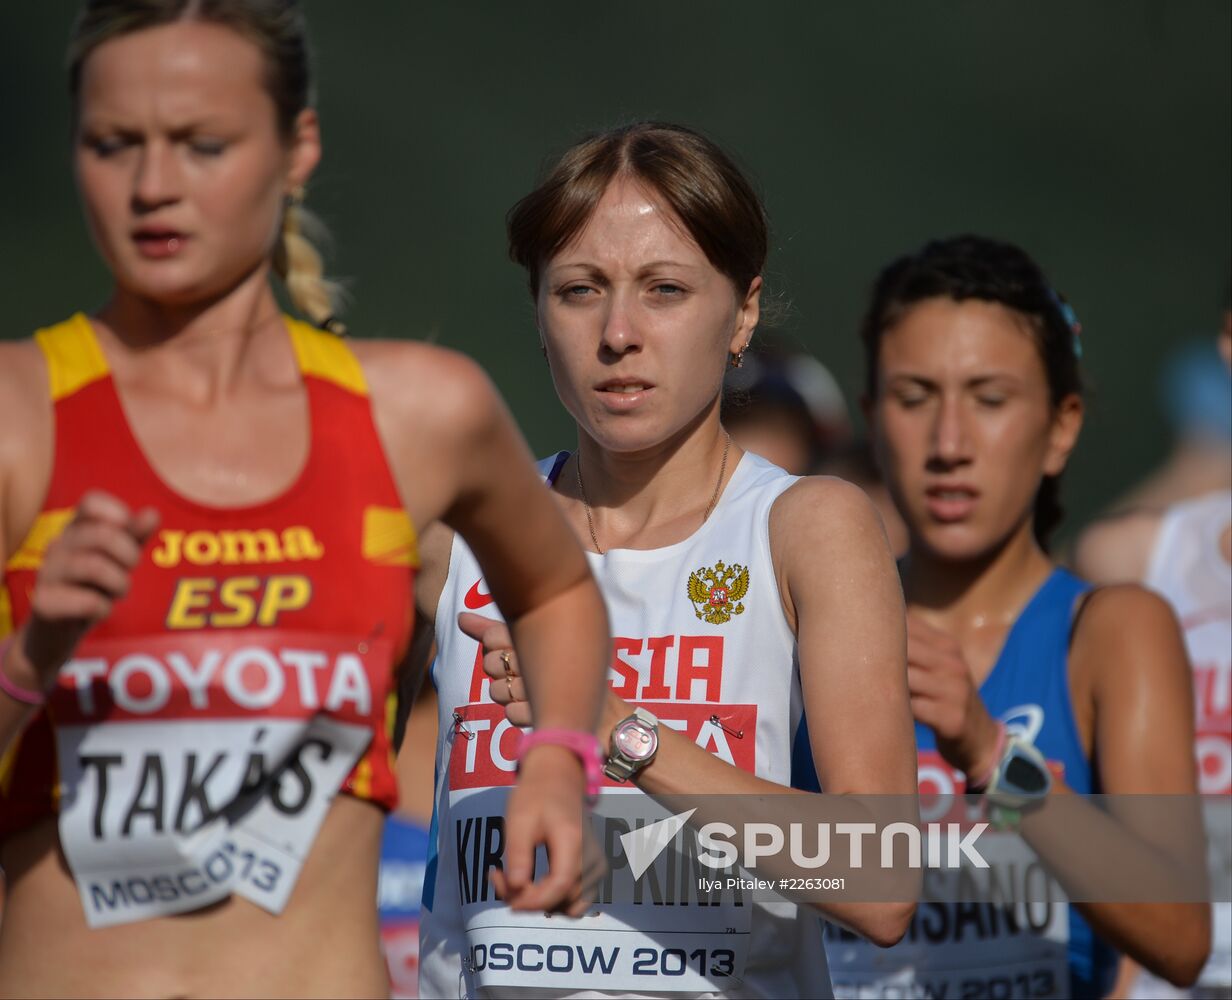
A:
[0,629,47,755]
[600,693,918,943]
[1017,781,1210,985]
[0,697,37,758]
[509,576,608,734]
[1074,901,1208,987]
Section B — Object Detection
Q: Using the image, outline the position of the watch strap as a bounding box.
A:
[983,735,1052,810]
[602,755,636,782]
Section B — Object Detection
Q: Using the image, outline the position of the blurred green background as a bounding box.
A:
[2,2,1229,537]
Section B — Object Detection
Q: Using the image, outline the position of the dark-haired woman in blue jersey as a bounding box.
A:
[823,235,1210,998]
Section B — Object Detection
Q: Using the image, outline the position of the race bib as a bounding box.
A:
[449,700,757,993]
[828,810,1070,1000]
[50,631,391,928]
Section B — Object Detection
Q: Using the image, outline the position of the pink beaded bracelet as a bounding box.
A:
[0,638,46,707]
[516,728,603,799]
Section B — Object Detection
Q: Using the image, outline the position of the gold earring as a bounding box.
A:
[729,347,746,369]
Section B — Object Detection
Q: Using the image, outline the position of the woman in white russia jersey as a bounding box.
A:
[413,122,919,998]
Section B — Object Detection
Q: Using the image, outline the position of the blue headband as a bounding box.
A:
[1046,288,1083,359]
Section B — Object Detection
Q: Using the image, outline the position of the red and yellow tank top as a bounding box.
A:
[0,314,416,926]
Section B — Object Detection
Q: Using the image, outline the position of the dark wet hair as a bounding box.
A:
[860,234,1084,549]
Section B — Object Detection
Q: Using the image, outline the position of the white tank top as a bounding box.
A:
[418,451,833,999]
[1138,490,1232,994]
[1145,490,1232,797]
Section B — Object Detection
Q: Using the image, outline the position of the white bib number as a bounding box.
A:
[57,716,371,927]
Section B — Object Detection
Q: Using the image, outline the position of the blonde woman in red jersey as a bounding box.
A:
[0,2,608,996]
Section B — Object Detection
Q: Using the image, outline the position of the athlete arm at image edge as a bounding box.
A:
[426,356,611,909]
[0,517,28,750]
[1024,586,1210,986]
[0,349,159,754]
[1031,509,1209,985]
[0,347,44,746]
[438,363,607,739]
[783,477,920,943]
[364,341,608,739]
[399,521,454,710]
[1069,517,1172,1000]
[367,344,608,912]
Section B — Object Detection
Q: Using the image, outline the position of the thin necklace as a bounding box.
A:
[575,434,731,555]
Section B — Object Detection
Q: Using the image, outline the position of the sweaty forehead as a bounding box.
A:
[880,298,1044,378]
[554,177,708,270]
[78,20,270,126]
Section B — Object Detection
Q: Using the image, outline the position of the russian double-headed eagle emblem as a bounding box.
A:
[687,559,750,625]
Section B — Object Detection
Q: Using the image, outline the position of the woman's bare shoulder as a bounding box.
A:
[1075,581,1178,635]
[350,338,500,432]
[346,338,512,561]
[0,339,53,554]
[1071,582,1187,688]
[768,474,901,627]
[0,339,51,457]
[771,474,888,544]
[0,337,48,405]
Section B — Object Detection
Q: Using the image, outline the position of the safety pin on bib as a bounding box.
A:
[452,711,474,740]
[709,714,744,739]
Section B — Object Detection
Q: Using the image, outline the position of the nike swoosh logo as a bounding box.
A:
[464,578,494,610]
[619,808,697,880]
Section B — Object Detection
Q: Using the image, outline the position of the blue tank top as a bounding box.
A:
[914,568,1116,998]
[801,568,1119,999]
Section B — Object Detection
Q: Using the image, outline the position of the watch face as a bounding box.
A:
[1004,754,1048,793]
[613,719,657,762]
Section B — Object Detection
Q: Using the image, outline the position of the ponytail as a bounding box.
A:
[1033,475,1065,553]
[273,198,347,335]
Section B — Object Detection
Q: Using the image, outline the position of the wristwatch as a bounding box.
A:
[981,735,1052,811]
[604,707,660,782]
